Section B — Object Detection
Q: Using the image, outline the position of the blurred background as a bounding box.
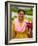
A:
[10,6,33,22]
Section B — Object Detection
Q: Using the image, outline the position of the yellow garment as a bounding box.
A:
[15,30,29,39]
[11,19,29,39]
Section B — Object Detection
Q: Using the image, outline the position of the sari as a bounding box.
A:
[11,18,29,39]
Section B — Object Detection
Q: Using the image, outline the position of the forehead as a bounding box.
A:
[19,11,24,13]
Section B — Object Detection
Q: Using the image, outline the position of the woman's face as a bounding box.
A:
[18,11,24,20]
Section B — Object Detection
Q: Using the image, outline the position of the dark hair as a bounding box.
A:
[18,9,25,14]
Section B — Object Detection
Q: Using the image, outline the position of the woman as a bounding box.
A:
[11,9,31,39]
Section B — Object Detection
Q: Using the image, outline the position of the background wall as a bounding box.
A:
[0,0,38,46]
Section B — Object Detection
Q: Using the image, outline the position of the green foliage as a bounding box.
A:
[11,16,17,20]
[27,18,32,21]
[11,7,33,21]
[25,8,33,15]
[10,7,33,15]
[11,7,18,12]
